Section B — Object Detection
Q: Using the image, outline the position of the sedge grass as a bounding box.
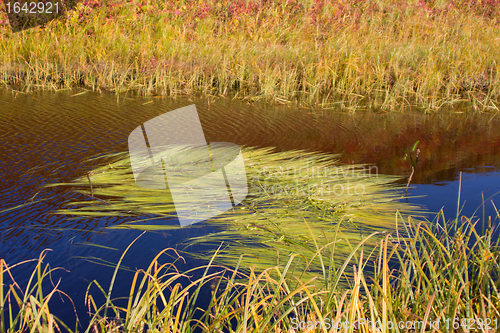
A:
[1,0,500,111]
[3,208,499,332]
[0,250,77,333]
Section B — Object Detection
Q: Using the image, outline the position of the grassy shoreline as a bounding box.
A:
[2,211,499,332]
[1,0,500,111]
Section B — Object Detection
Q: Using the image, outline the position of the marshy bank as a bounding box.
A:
[1,0,500,111]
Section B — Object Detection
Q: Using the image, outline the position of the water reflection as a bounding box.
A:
[200,102,500,185]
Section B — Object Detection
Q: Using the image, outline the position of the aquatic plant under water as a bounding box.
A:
[47,147,419,280]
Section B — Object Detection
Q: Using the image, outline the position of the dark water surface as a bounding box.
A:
[1,89,500,329]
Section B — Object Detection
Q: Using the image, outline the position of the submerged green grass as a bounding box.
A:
[48,147,419,279]
[1,0,500,111]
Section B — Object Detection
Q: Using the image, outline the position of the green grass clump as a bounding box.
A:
[47,147,418,278]
[1,0,500,111]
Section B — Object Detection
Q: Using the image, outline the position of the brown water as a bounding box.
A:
[1,89,500,329]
